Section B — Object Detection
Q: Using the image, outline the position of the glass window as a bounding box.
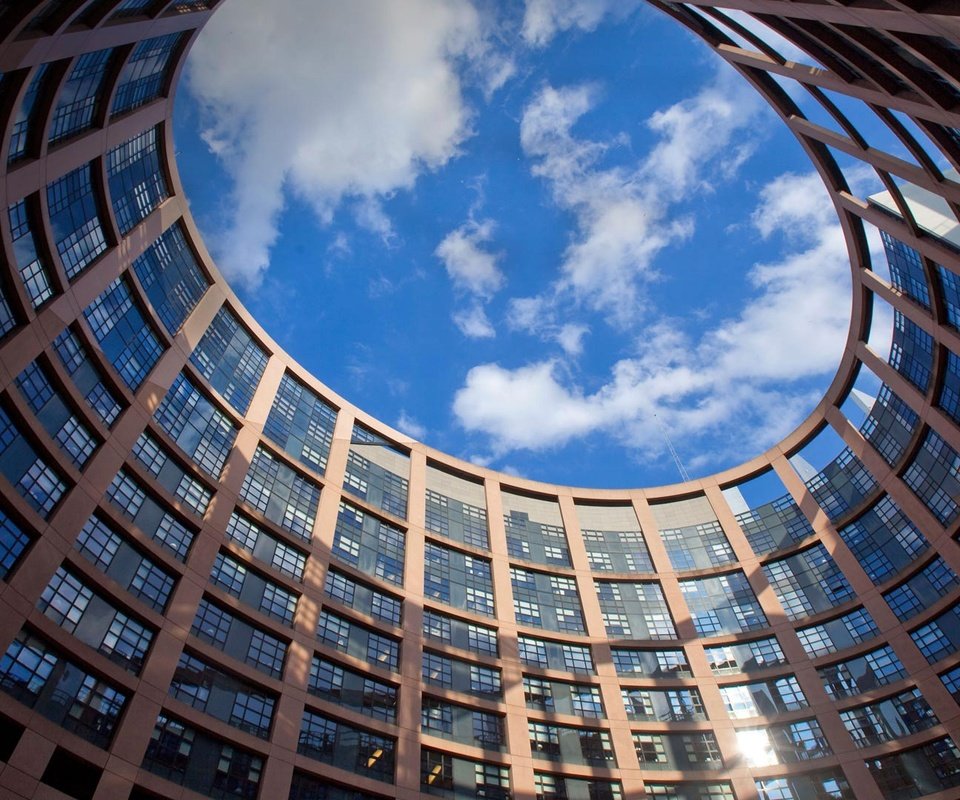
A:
[840,687,938,747]
[264,373,337,475]
[0,509,30,579]
[884,557,959,622]
[106,469,194,559]
[8,199,54,307]
[107,127,168,234]
[866,736,960,799]
[0,406,67,517]
[344,425,409,517]
[425,487,489,549]
[719,676,807,718]
[112,33,183,115]
[661,520,735,570]
[680,571,767,635]
[46,163,107,279]
[735,492,813,556]
[512,566,582,632]
[52,327,122,426]
[143,713,262,797]
[0,630,126,748]
[332,501,404,585]
[8,64,50,163]
[761,544,855,620]
[83,277,163,391]
[132,222,209,334]
[819,645,908,699]
[16,360,98,468]
[298,709,395,782]
[837,494,927,584]
[154,373,237,477]
[190,306,268,414]
[797,607,878,658]
[903,429,960,527]
[704,637,785,674]
[48,49,114,143]
[804,447,877,522]
[911,603,960,663]
[596,580,675,639]
[503,508,570,566]
[240,446,319,540]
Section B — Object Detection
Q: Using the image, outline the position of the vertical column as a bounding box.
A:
[396,447,427,799]
[485,476,536,800]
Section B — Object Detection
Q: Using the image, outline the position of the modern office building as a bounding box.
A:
[0,1,958,798]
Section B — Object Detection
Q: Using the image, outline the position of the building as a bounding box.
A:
[0,1,958,799]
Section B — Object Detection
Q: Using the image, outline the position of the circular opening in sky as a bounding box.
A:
[174,0,855,488]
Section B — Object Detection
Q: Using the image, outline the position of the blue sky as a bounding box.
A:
[173,0,865,489]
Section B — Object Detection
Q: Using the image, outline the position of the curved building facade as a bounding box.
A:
[0,1,959,799]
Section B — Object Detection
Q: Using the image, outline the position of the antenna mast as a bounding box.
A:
[654,413,690,483]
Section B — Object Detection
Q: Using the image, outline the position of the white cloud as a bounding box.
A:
[512,69,763,328]
[556,323,589,356]
[396,411,427,440]
[453,304,497,339]
[642,69,763,199]
[435,219,504,297]
[522,0,642,46]
[353,197,396,244]
[186,0,509,288]
[454,360,599,450]
[454,170,854,471]
[436,217,505,337]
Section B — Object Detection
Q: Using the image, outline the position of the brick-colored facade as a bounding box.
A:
[0,2,959,799]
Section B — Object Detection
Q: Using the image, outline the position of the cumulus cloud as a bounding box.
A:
[510,68,763,330]
[454,170,856,470]
[435,219,504,297]
[185,0,509,288]
[435,217,505,337]
[453,304,497,339]
[522,0,642,46]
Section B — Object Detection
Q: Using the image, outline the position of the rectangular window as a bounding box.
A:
[53,328,123,426]
[48,48,114,143]
[143,713,263,797]
[46,164,107,279]
[0,630,126,748]
[333,501,404,585]
[0,405,67,518]
[239,446,320,540]
[38,566,153,673]
[154,373,237,477]
[190,306,268,414]
[679,571,767,636]
[83,277,164,391]
[761,544,855,620]
[132,223,209,335]
[298,709,395,782]
[16,360,98,468]
[425,487,489,550]
[0,510,30,579]
[107,127,168,234]
[8,199,54,307]
[344,425,409,518]
[837,494,927,584]
[132,431,211,515]
[112,33,183,115]
[8,64,50,163]
[264,373,337,475]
